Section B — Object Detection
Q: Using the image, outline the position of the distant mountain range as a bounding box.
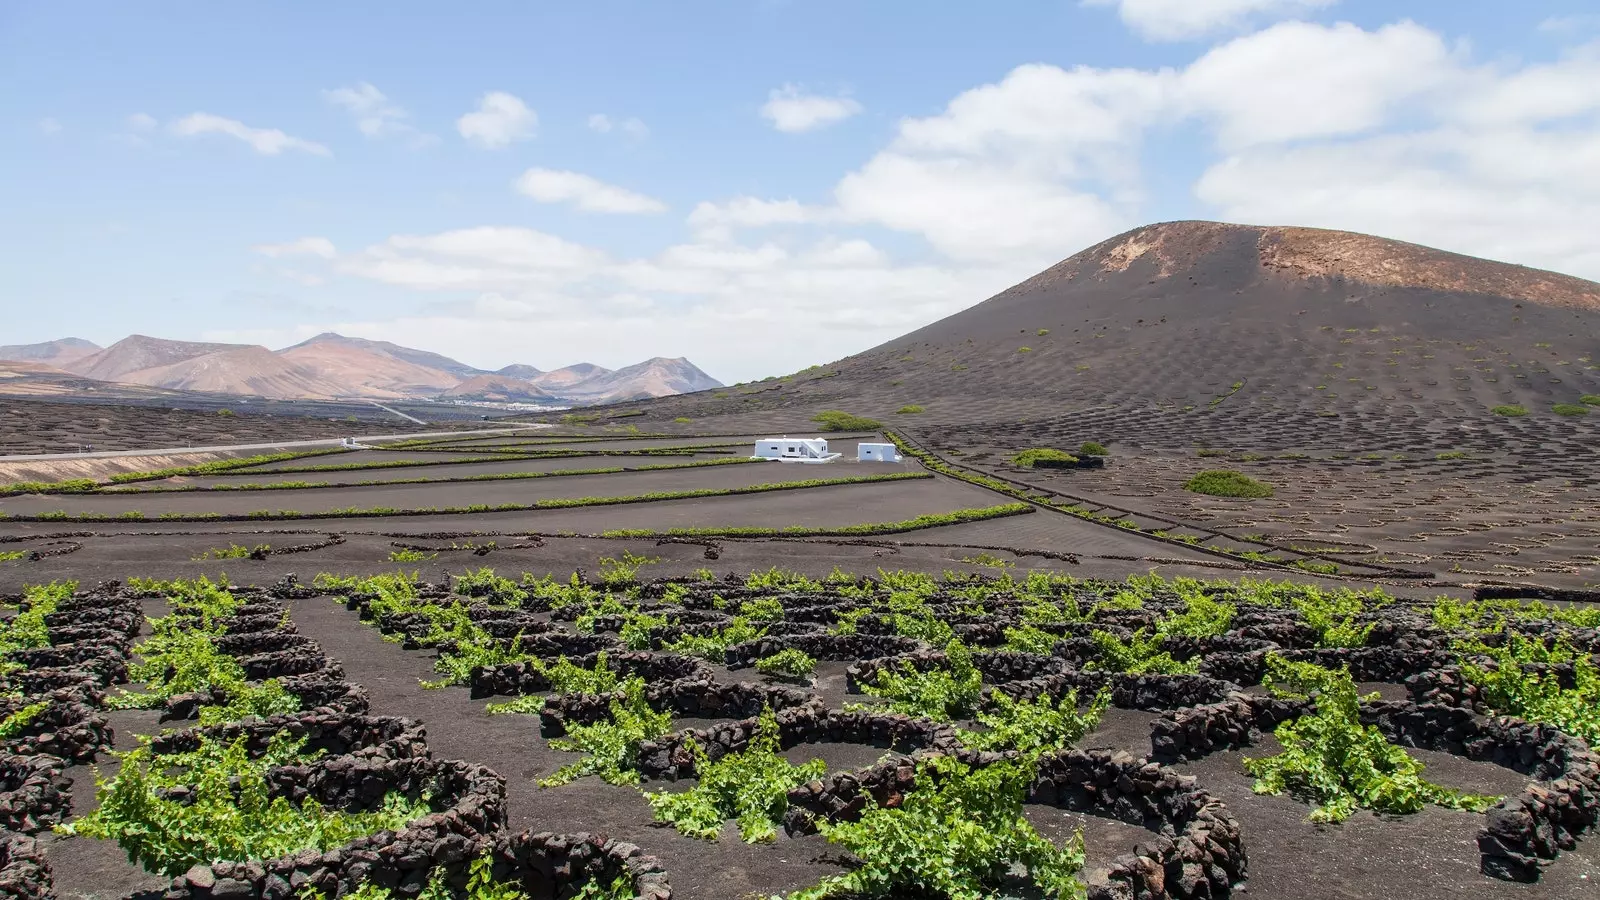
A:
[0,333,722,406]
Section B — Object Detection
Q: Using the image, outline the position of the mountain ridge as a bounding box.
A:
[0,333,721,406]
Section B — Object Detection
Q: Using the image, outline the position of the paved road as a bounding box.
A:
[0,423,550,462]
[368,401,428,425]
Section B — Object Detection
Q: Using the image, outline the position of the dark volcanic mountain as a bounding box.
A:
[620,221,1600,438]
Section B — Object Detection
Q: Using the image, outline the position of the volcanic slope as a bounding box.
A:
[600,221,1600,588]
[623,221,1600,432]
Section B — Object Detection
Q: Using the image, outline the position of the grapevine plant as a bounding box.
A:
[857,638,983,722]
[1455,632,1600,747]
[644,707,826,842]
[957,688,1109,755]
[1243,657,1501,823]
[58,734,430,876]
[538,678,671,786]
[785,756,1086,900]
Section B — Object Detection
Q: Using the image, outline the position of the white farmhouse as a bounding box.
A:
[751,436,841,463]
[857,442,901,463]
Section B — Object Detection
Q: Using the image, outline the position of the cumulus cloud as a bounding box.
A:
[171,113,331,156]
[513,168,667,214]
[587,113,649,139]
[456,92,537,148]
[1083,0,1339,42]
[760,85,863,132]
[126,113,157,131]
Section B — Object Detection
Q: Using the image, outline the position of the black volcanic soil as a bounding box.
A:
[0,398,486,455]
[0,457,898,517]
[31,557,1598,900]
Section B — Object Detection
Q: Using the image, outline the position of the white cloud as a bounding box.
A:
[456,92,536,148]
[253,237,338,259]
[760,85,863,132]
[1180,21,1456,148]
[324,82,428,141]
[234,19,1600,381]
[828,62,1171,266]
[37,117,62,135]
[170,113,331,156]
[587,113,649,139]
[513,168,667,214]
[687,198,825,236]
[1083,0,1339,42]
[127,113,157,131]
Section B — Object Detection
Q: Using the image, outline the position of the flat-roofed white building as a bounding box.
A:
[857,442,901,462]
[752,437,840,463]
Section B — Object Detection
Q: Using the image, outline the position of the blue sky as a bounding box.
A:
[4,1,1599,382]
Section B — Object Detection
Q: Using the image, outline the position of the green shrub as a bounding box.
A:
[1243,658,1501,823]
[810,410,883,432]
[1581,394,1600,406]
[1077,441,1108,456]
[1011,448,1078,467]
[388,548,436,562]
[1491,405,1527,416]
[895,404,925,414]
[1183,470,1273,498]
[1435,451,1468,460]
[1552,403,1589,416]
[217,408,235,417]
[673,416,693,423]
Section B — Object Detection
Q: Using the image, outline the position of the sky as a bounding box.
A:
[4,1,1600,383]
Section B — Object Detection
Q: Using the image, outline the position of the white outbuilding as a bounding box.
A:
[752,437,841,463]
[857,442,901,463]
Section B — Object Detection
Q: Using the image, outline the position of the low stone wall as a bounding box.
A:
[0,695,113,763]
[724,633,921,669]
[238,648,342,682]
[539,678,819,737]
[1355,701,1600,882]
[1197,647,1456,687]
[468,651,710,700]
[212,631,318,657]
[0,752,71,834]
[782,747,1245,900]
[164,755,506,900]
[151,713,426,762]
[1149,692,1309,762]
[1153,692,1600,882]
[1029,749,1246,900]
[0,832,51,900]
[640,707,954,782]
[7,644,127,685]
[160,676,368,722]
[1000,672,1237,713]
[973,650,1070,683]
